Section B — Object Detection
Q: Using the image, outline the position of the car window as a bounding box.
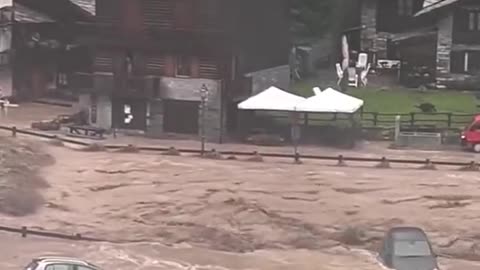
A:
[77,266,96,270]
[393,240,432,257]
[45,264,74,270]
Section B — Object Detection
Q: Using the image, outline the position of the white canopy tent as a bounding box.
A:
[295,87,364,114]
[236,86,364,159]
[237,86,306,111]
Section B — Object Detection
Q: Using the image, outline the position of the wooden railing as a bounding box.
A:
[258,111,475,130]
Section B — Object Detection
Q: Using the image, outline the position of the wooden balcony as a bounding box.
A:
[70,72,157,98]
[453,31,480,45]
[74,22,231,53]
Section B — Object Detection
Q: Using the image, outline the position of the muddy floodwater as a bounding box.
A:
[1,138,480,269]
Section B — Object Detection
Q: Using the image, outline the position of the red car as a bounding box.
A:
[461,115,480,152]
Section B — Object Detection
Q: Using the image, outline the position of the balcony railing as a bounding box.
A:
[70,72,157,98]
[453,31,480,45]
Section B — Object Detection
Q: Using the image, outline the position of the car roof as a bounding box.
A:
[34,256,99,268]
[388,227,428,241]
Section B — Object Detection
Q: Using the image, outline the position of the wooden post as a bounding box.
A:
[21,226,27,237]
[394,115,401,142]
[447,113,452,127]
[373,112,378,126]
[410,112,415,127]
[290,112,301,162]
[12,126,16,137]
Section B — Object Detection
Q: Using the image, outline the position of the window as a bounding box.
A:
[176,55,192,77]
[57,72,68,86]
[450,51,480,73]
[125,50,134,78]
[77,266,96,270]
[398,0,414,16]
[0,53,9,65]
[393,240,431,257]
[468,11,480,31]
[45,264,74,270]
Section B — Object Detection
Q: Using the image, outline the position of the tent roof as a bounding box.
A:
[15,3,55,23]
[415,0,459,17]
[295,88,364,113]
[69,0,95,16]
[238,86,306,111]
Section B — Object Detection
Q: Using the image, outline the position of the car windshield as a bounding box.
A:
[394,240,432,257]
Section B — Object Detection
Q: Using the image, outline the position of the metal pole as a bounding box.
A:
[200,84,208,156]
[201,95,205,155]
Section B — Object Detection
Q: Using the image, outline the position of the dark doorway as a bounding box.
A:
[226,101,239,133]
[163,99,199,134]
[112,98,147,130]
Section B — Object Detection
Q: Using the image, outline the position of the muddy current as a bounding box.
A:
[1,139,480,269]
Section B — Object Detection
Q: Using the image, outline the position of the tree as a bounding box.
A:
[290,0,337,41]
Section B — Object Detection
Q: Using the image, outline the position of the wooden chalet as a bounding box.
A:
[72,0,291,142]
[343,0,480,89]
[4,0,93,100]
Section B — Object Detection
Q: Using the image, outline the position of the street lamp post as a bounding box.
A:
[199,84,209,155]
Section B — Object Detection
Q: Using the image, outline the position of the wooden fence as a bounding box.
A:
[257,111,475,129]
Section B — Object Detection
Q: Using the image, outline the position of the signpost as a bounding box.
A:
[290,112,301,162]
[199,84,209,155]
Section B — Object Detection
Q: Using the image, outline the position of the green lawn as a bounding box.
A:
[294,82,477,114]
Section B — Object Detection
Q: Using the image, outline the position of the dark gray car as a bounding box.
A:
[378,227,439,270]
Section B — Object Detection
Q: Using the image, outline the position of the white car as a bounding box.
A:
[24,256,101,270]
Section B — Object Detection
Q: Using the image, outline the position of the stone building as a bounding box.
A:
[72,0,291,142]
[347,0,480,89]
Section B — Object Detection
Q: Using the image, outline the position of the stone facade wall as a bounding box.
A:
[77,94,112,129]
[146,99,164,137]
[360,0,389,58]
[147,77,225,142]
[435,14,454,87]
[246,65,291,95]
[360,0,377,52]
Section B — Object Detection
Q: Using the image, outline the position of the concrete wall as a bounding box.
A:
[75,93,112,130]
[435,14,454,87]
[245,65,290,95]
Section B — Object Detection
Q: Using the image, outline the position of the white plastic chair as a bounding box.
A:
[357,53,368,69]
[360,63,371,87]
[335,63,344,85]
[347,67,358,88]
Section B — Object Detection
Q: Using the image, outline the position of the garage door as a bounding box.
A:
[163,99,199,134]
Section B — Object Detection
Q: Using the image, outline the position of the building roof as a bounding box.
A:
[415,0,460,17]
[294,88,364,114]
[0,0,11,9]
[14,3,55,23]
[423,0,443,8]
[69,0,95,16]
[238,86,306,112]
[390,27,437,43]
